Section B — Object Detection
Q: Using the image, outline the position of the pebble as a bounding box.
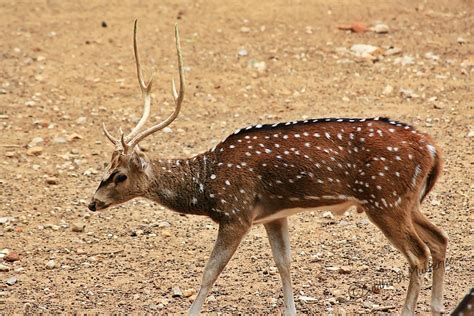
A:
[53,136,67,144]
[45,176,59,185]
[67,133,83,141]
[394,55,414,65]
[183,288,196,297]
[46,260,55,269]
[249,60,267,73]
[399,88,418,99]
[382,85,394,96]
[71,222,85,232]
[322,211,334,219]
[298,295,318,303]
[467,130,474,138]
[27,146,43,156]
[384,47,402,56]
[238,48,248,57]
[350,44,379,56]
[457,36,466,44]
[373,23,389,34]
[172,286,183,297]
[0,264,10,272]
[76,116,87,124]
[163,127,172,134]
[240,26,250,33]
[337,22,368,33]
[338,266,352,274]
[5,276,17,286]
[206,295,217,302]
[4,252,20,262]
[29,137,44,147]
[0,217,15,225]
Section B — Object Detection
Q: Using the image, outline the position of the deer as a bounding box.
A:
[89,20,448,316]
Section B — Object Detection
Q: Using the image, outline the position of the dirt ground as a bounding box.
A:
[0,0,473,314]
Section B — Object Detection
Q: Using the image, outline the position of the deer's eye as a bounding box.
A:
[114,174,127,183]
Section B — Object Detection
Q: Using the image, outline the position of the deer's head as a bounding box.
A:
[88,20,185,212]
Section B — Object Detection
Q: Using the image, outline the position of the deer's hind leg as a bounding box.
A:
[365,206,430,316]
[412,206,448,315]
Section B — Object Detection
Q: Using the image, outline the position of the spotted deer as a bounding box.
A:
[89,21,448,316]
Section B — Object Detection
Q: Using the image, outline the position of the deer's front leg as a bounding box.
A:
[188,220,250,316]
[264,218,296,316]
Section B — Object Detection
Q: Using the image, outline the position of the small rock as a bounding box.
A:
[338,266,352,274]
[373,23,389,34]
[157,221,171,228]
[249,60,267,73]
[326,266,340,272]
[240,26,250,33]
[183,288,196,297]
[101,21,107,28]
[27,146,43,156]
[52,136,67,144]
[67,133,83,141]
[457,37,466,44]
[0,264,10,272]
[0,217,14,225]
[45,176,59,185]
[162,230,172,237]
[350,44,379,56]
[394,55,414,66]
[299,295,318,303]
[467,130,474,138]
[322,211,334,219]
[163,127,172,134]
[76,116,87,124]
[71,222,85,232]
[238,48,248,57]
[25,100,36,107]
[337,22,368,33]
[424,52,440,61]
[172,286,183,297]
[400,88,418,99]
[29,137,44,147]
[46,260,55,269]
[382,85,394,96]
[384,47,402,56]
[206,295,217,302]
[5,276,17,285]
[4,252,20,262]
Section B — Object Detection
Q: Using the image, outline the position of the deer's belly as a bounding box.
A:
[252,201,357,225]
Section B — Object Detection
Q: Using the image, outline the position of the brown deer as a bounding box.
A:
[89,20,448,316]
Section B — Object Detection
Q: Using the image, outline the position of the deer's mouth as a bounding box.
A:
[88,199,111,212]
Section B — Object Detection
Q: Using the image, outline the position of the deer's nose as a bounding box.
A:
[88,200,97,212]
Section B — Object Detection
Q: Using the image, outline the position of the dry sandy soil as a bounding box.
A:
[1,0,473,314]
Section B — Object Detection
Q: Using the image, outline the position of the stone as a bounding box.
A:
[373,23,389,34]
[382,85,394,96]
[172,286,183,297]
[0,264,10,272]
[163,127,172,134]
[299,295,318,303]
[238,48,248,57]
[76,116,87,124]
[249,60,267,73]
[206,295,217,302]
[337,22,368,33]
[5,276,17,285]
[394,55,415,66]
[183,288,196,297]
[0,217,14,225]
[322,211,334,219]
[240,26,250,33]
[45,176,59,185]
[467,130,474,138]
[46,260,56,269]
[384,47,402,56]
[71,222,85,232]
[67,133,83,141]
[52,136,67,144]
[4,252,20,262]
[27,146,43,156]
[338,266,352,274]
[29,137,44,147]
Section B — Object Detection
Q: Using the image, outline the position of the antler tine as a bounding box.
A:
[124,19,153,142]
[102,122,118,144]
[128,23,185,149]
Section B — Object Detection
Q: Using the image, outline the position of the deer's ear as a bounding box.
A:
[130,151,149,171]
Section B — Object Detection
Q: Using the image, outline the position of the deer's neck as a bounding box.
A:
[145,154,215,216]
